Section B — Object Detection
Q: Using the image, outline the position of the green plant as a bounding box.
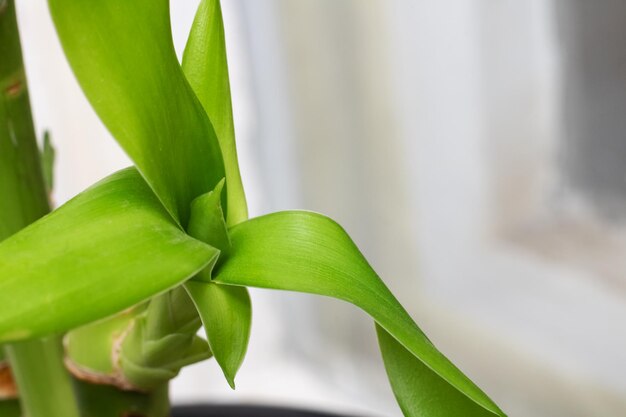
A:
[0,1,507,416]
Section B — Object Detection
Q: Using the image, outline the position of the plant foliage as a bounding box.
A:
[0,0,507,416]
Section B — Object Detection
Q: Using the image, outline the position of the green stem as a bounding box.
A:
[0,348,19,417]
[0,4,48,232]
[0,400,21,417]
[72,378,169,417]
[0,1,80,416]
[5,339,80,417]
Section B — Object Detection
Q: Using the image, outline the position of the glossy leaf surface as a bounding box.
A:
[48,0,226,226]
[0,168,218,342]
[214,211,505,417]
[377,325,497,417]
[183,0,247,227]
[186,281,251,388]
[187,179,231,255]
[186,180,251,387]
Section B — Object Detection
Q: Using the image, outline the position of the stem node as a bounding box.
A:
[0,362,18,399]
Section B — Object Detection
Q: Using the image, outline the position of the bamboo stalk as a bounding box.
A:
[0,349,18,417]
[63,288,205,415]
[0,1,80,416]
[5,339,80,417]
[72,378,170,417]
[0,399,20,417]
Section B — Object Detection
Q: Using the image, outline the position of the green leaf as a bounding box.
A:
[183,0,247,227]
[187,178,231,255]
[214,211,505,417]
[376,325,496,417]
[185,281,251,389]
[0,168,218,343]
[48,0,226,226]
[119,311,212,390]
[185,179,251,388]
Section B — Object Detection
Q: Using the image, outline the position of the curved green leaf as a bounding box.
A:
[0,168,218,342]
[185,281,251,389]
[48,0,226,226]
[377,324,496,417]
[213,211,505,417]
[183,0,248,227]
[185,179,252,387]
[187,178,231,255]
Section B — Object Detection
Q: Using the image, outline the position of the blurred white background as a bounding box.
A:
[14,1,626,416]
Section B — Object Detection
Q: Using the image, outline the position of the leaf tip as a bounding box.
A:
[225,373,236,390]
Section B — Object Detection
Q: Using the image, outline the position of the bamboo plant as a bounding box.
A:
[0,1,507,416]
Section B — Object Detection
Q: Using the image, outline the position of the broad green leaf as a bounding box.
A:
[183,0,248,227]
[0,168,218,342]
[185,180,252,387]
[376,325,496,417]
[214,211,505,417]
[48,0,226,226]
